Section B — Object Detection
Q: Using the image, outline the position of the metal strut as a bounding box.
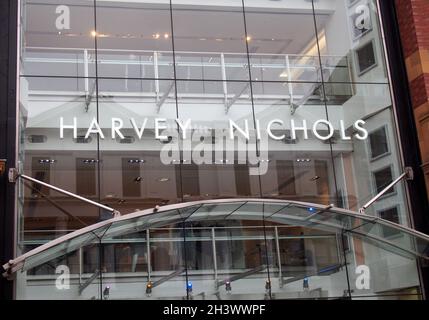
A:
[359,167,414,214]
[8,169,121,218]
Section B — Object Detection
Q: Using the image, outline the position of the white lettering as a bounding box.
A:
[312,119,334,141]
[267,119,285,141]
[55,5,70,30]
[60,117,77,139]
[85,118,105,139]
[55,265,70,290]
[176,118,192,140]
[111,118,125,140]
[354,120,368,140]
[355,265,371,290]
[340,120,351,140]
[229,120,250,140]
[291,119,308,140]
[130,118,148,140]
[155,118,168,140]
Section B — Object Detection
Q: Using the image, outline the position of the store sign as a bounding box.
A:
[59,117,368,142]
[59,117,368,176]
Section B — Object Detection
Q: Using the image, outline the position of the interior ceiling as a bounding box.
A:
[25,3,330,55]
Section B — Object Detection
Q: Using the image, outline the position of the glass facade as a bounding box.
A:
[14,0,425,299]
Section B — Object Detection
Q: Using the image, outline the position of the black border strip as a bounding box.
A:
[0,0,18,300]
[379,0,429,299]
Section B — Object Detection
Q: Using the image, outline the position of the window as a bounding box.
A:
[373,166,394,196]
[369,126,389,160]
[276,160,296,196]
[355,41,377,75]
[122,158,142,197]
[31,157,52,196]
[76,158,96,196]
[28,135,47,143]
[315,160,330,196]
[378,207,401,237]
[235,164,251,196]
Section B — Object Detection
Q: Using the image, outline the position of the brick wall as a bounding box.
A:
[395,0,429,199]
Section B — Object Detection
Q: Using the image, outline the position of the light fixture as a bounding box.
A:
[265,280,271,291]
[164,33,169,39]
[225,281,232,293]
[83,159,99,164]
[128,159,145,164]
[308,207,315,213]
[146,282,153,296]
[246,36,252,42]
[186,281,193,294]
[158,178,170,182]
[153,33,160,39]
[91,30,97,37]
[103,286,110,300]
[303,277,309,290]
[38,159,56,164]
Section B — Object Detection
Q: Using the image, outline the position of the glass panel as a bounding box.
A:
[313,0,388,84]
[243,0,321,83]
[171,0,249,81]
[21,0,96,77]
[96,0,174,79]
[97,79,181,214]
[347,234,422,300]
[175,80,261,200]
[19,76,101,243]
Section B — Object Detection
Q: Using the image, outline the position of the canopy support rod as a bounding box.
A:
[216,265,266,289]
[151,268,185,288]
[359,167,413,214]
[9,170,120,217]
[156,81,175,113]
[79,269,100,295]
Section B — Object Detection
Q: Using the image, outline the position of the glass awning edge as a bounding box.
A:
[3,198,429,277]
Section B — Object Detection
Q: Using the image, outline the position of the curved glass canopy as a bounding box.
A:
[3,199,429,277]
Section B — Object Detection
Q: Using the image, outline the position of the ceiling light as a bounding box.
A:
[246,36,252,42]
[279,70,289,78]
[38,159,56,164]
[128,159,145,164]
[164,33,169,39]
[153,33,160,39]
[91,30,97,37]
[158,178,170,182]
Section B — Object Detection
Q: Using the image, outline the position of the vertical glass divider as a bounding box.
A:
[147,229,151,282]
[211,227,218,281]
[274,226,282,288]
